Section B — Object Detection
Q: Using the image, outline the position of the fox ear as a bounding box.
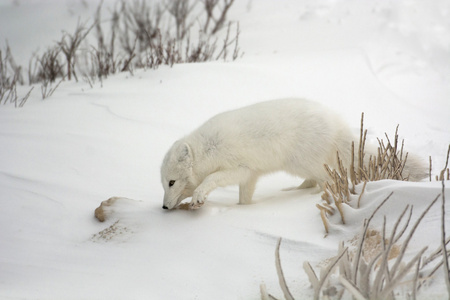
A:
[177,143,193,165]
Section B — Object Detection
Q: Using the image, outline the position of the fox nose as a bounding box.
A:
[162,205,168,209]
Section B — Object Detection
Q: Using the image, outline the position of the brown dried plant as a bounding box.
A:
[319,113,414,234]
[435,145,450,182]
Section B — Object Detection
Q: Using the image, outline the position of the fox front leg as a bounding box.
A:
[189,168,254,209]
[190,177,220,209]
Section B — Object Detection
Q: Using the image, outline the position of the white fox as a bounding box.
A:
[161,98,426,209]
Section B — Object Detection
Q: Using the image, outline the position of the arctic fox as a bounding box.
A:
[161,98,426,209]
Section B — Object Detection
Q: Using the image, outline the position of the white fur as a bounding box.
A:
[160,98,426,209]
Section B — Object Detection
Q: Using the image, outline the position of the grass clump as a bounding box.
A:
[262,186,450,300]
[318,113,449,234]
[1,0,242,106]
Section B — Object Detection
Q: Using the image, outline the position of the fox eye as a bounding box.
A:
[168,180,175,187]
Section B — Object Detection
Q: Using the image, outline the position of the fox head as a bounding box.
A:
[161,141,196,209]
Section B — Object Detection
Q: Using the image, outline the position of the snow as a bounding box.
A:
[1,0,450,299]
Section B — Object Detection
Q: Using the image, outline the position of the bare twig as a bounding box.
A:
[211,0,234,34]
[232,21,241,60]
[58,20,95,81]
[165,0,198,40]
[442,180,450,296]
[3,43,24,85]
[41,78,64,100]
[429,156,432,182]
[389,194,440,280]
[215,21,241,60]
[18,86,34,107]
[260,284,270,300]
[29,46,64,84]
[303,261,319,291]
[439,145,450,181]
[202,0,219,32]
[339,276,365,300]
[352,192,393,284]
[379,247,428,299]
[357,181,367,208]
[314,247,348,300]
[275,238,294,300]
[412,257,421,300]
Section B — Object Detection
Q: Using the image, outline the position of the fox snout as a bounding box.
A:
[162,205,168,209]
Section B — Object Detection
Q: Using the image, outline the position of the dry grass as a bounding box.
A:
[262,189,450,300]
[319,113,415,234]
[0,43,24,85]
[318,114,450,235]
[0,46,33,107]
[28,46,64,85]
[85,0,241,83]
[2,0,241,106]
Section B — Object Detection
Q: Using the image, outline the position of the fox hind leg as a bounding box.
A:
[282,178,318,191]
[298,179,317,189]
[239,174,258,205]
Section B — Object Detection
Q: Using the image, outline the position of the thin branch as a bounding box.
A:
[372,204,411,297]
[442,180,450,296]
[18,86,34,107]
[429,156,432,182]
[339,275,366,300]
[275,238,294,300]
[440,145,450,181]
[357,181,367,208]
[315,247,348,300]
[379,247,428,299]
[303,261,319,291]
[412,257,421,300]
[390,193,440,279]
[353,192,393,284]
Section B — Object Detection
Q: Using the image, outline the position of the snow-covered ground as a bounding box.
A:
[1,0,450,299]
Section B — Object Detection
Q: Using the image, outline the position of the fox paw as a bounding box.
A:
[189,201,204,210]
[190,190,207,209]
